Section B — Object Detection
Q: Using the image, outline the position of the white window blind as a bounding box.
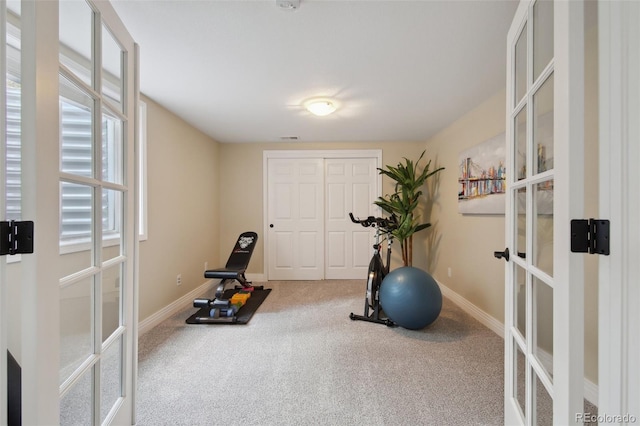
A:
[59,98,93,241]
[6,83,21,222]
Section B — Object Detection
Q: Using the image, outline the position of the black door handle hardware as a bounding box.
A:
[269,224,274,228]
[494,248,510,262]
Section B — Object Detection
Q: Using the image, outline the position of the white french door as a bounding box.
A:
[57,1,138,424]
[9,1,138,424]
[504,1,585,424]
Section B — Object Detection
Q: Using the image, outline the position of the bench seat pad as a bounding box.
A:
[204,268,246,280]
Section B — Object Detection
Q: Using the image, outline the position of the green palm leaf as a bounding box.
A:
[376,150,444,266]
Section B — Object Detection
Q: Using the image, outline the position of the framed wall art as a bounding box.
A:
[458,132,506,215]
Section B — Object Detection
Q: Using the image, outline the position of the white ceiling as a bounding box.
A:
[111,0,518,144]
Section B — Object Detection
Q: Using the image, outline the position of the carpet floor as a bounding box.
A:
[136,280,509,425]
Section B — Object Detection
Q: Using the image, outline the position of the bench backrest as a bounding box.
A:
[225,231,258,270]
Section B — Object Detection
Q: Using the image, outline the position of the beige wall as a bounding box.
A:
[137,95,221,321]
[218,141,429,275]
[424,91,507,323]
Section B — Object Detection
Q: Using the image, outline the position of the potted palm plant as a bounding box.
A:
[375,151,444,267]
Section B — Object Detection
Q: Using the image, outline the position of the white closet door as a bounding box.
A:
[325,158,377,279]
[264,150,381,281]
[267,157,325,280]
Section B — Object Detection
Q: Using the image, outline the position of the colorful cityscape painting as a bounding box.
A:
[458,132,506,214]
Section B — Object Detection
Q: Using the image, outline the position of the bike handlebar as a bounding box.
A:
[349,213,397,231]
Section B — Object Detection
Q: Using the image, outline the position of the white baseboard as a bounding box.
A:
[437,280,505,338]
[583,377,598,407]
[138,279,215,335]
[437,279,598,407]
[246,273,266,282]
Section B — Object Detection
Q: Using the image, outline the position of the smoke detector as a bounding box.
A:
[277,0,300,10]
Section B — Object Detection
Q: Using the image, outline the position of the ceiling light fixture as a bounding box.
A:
[304,98,338,116]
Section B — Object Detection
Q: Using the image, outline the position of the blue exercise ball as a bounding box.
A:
[380,266,442,330]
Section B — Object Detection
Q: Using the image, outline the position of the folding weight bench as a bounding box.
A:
[192,231,260,323]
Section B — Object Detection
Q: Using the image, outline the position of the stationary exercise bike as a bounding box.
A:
[348,212,397,326]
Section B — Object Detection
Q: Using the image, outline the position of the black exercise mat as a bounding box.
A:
[185,288,271,325]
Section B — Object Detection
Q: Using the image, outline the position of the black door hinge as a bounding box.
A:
[571,219,609,255]
[0,221,34,256]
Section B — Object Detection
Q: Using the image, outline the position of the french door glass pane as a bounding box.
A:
[102,108,123,185]
[514,24,527,105]
[515,263,527,338]
[60,368,93,426]
[59,181,94,260]
[534,369,553,425]
[515,106,527,181]
[59,0,93,87]
[101,336,123,423]
[6,1,19,17]
[534,180,554,276]
[515,342,527,421]
[5,17,20,222]
[60,75,94,178]
[5,84,20,221]
[60,276,93,385]
[533,0,554,82]
[534,276,554,380]
[102,263,121,341]
[102,188,123,262]
[516,187,527,260]
[102,23,123,112]
[534,73,554,174]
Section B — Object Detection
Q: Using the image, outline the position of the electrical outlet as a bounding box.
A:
[447,267,452,278]
[204,262,208,271]
[176,274,182,286]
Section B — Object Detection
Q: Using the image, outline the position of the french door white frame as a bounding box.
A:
[20,2,62,422]
[16,1,138,424]
[553,2,586,421]
[262,149,382,280]
[504,1,585,424]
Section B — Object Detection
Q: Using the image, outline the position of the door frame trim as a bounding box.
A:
[598,0,640,417]
[1,3,7,424]
[262,149,382,280]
